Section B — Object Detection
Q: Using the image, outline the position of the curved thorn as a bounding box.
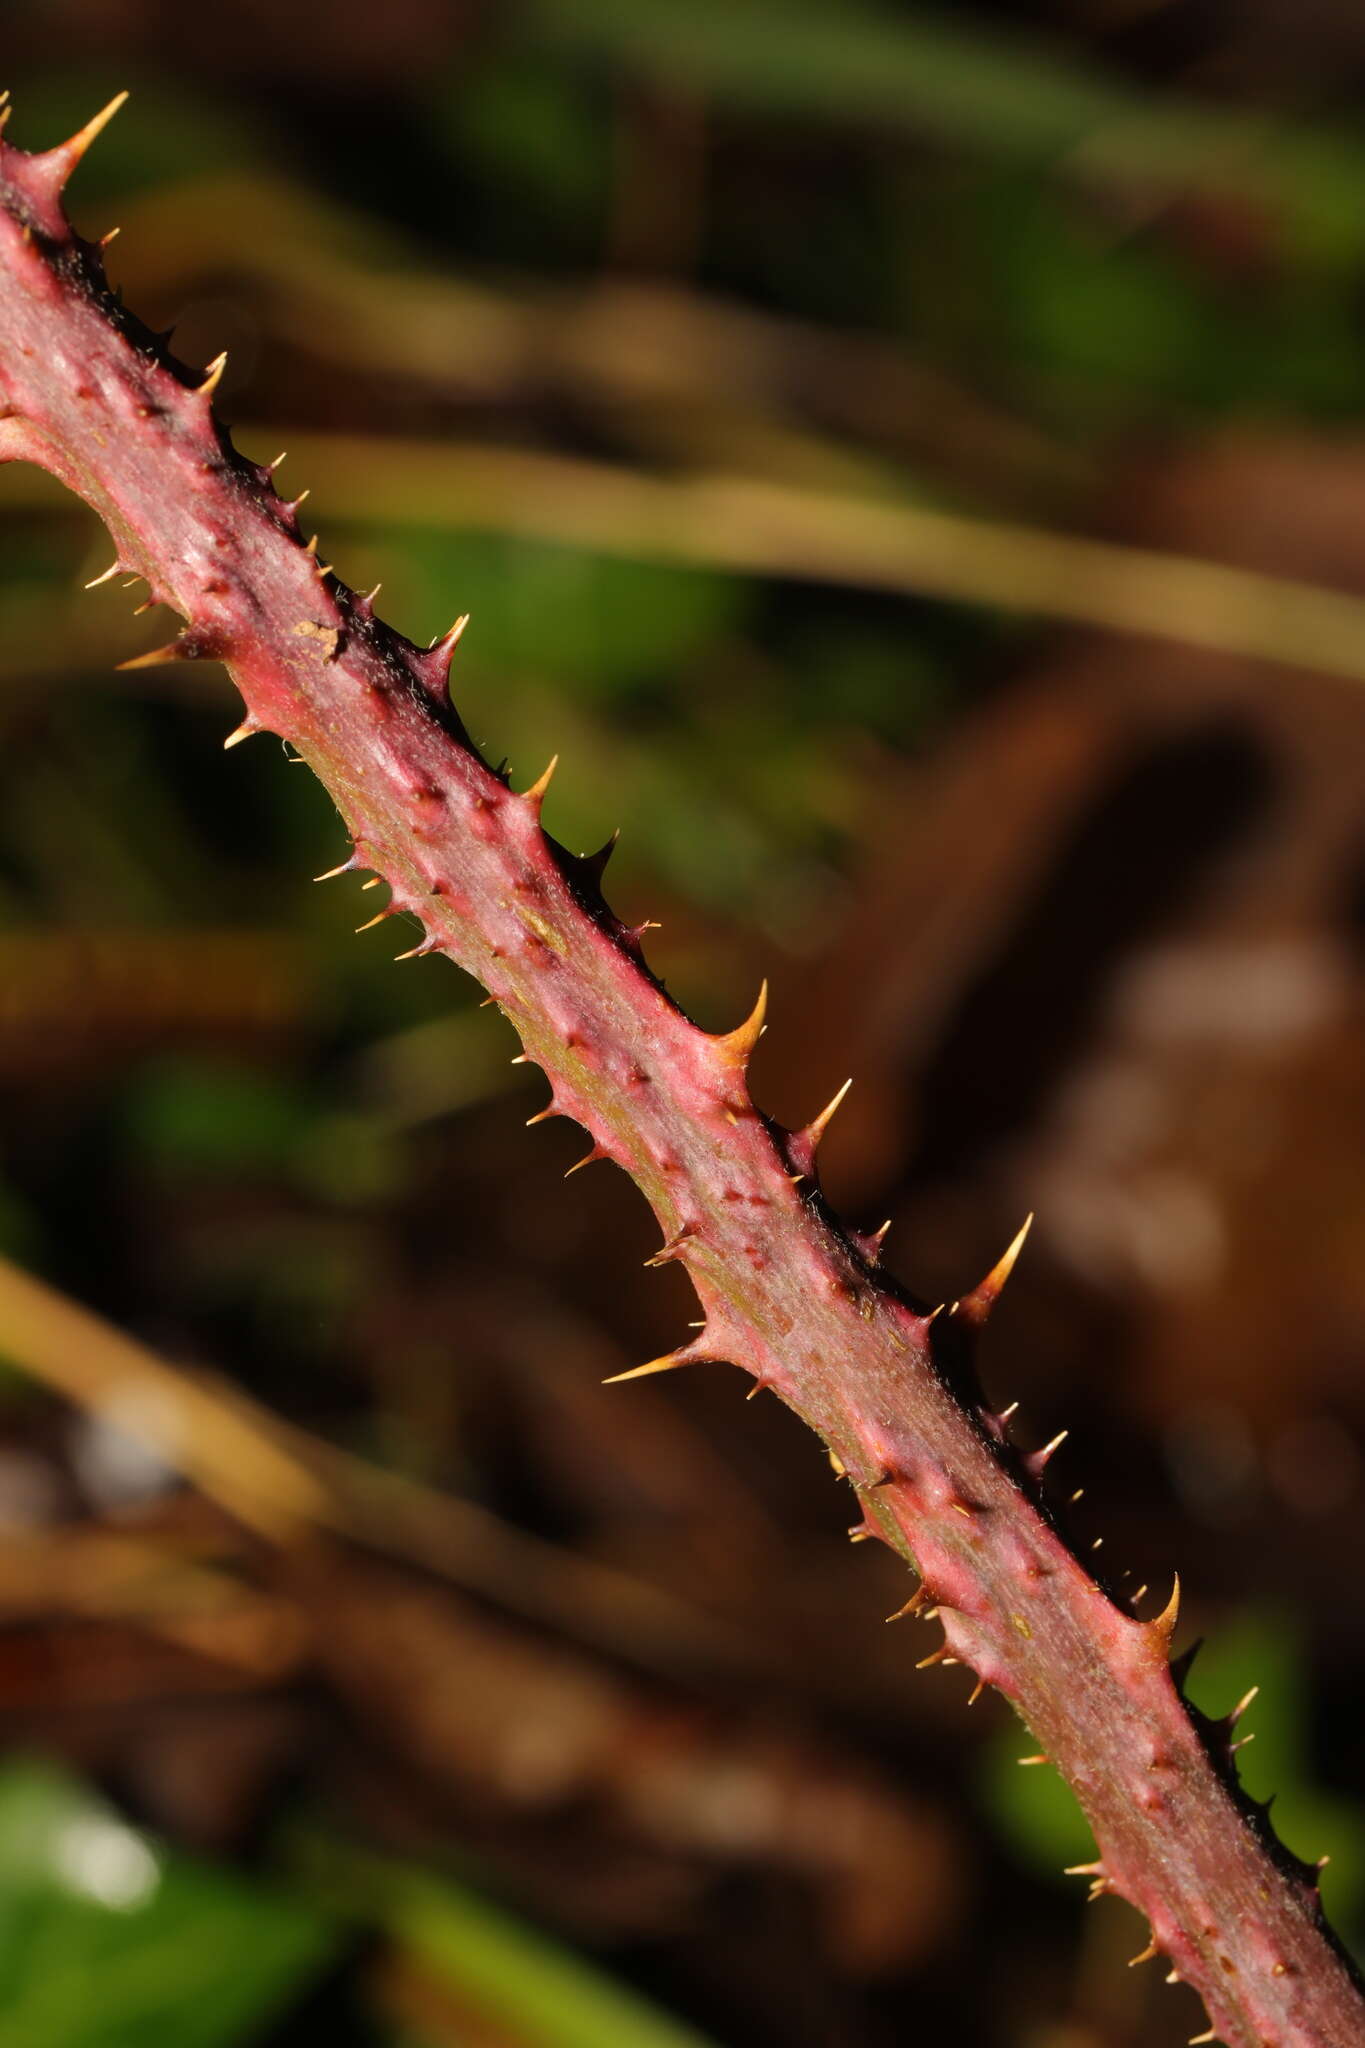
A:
[524,753,559,806]
[198,351,228,399]
[1151,1571,1181,1652]
[223,720,259,750]
[954,1213,1034,1333]
[1228,1685,1259,1727]
[564,1146,605,1178]
[1129,1940,1159,1968]
[84,559,122,588]
[715,978,768,1066]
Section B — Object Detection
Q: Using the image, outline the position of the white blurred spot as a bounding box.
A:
[1114,940,1344,1050]
[68,1381,182,1512]
[54,1815,160,1911]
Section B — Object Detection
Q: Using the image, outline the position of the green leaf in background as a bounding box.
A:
[291,1829,723,2048]
[0,1762,338,2048]
[977,1607,1364,1961]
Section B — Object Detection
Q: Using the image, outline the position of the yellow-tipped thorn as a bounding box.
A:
[525,1106,558,1126]
[1017,1754,1049,1767]
[603,1353,689,1384]
[524,754,559,806]
[803,1076,852,1151]
[60,90,129,168]
[1063,1862,1104,1878]
[198,350,228,399]
[354,910,390,934]
[967,1678,985,1706]
[1128,1940,1159,1968]
[361,876,382,890]
[955,1213,1033,1330]
[433,613,470,659]
[116,641,187,670]
[313,860,354,883]
[223,721,258,750]
[1229,1684,1259,1726]
[716,978,768,1066]
[84,560,121,588]
[1151,1572,1180,1650]
[99,225,121,248]
[393,944,428,961]
[564,1148,601,1178]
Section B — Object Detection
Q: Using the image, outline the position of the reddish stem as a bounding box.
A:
[1,101,1360,2047]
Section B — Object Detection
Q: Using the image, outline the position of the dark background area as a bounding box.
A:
[0,2,1363,2044]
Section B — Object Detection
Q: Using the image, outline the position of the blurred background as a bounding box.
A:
[1,1,1364,2043]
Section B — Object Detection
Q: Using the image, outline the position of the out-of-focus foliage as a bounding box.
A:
[0,1763,335,2048]
[1,2,1364,2044]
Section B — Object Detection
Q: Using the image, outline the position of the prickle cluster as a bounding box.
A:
[0,94,1361,2048]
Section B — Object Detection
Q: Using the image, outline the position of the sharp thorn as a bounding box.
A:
[524,753,559,806]
[564,1147,604,1178]
[433,613,470,661]
[1017,1754,1049,1767]
[223,720,260,750]
[84,560,122,588]
[115,639,192,670]
[57,89,129,169]
[98,225,121,248]
[1128,1940,1159,1968]
[354,910,391,933]
[954,1213,1033,1332]
[715,978,768,1066]
[313,858,356,882]
[603,1352,690,1384]
[1150,1571,1181,1650]
[1228,1685,1259,1727]
[807,1076,852,1146]
[198,351,228,399]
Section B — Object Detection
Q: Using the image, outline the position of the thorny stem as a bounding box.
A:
[1,97,1361,2048]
